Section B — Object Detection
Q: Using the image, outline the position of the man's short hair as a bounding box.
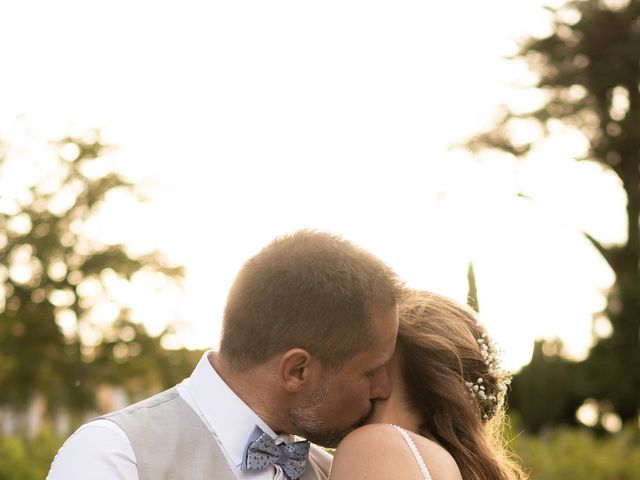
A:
[220,230,402,372]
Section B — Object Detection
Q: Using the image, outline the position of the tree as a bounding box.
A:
[0,129,201,418]
[465,0,640,424]
[509,339,586,432]
[466,262,480,313]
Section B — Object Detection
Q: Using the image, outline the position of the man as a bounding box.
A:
[48,230,402,480]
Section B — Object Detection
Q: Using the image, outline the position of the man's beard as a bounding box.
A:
[288,377,373,448]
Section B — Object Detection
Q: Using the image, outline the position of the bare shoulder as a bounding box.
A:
[329,424,419,479]
[409,430,463,480]
[329,424,462,480]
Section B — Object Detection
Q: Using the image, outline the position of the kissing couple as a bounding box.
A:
[48,230,525,480]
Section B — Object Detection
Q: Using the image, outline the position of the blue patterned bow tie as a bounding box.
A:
[241,426,310,480]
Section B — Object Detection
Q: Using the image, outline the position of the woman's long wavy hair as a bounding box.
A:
[397,290,527,480]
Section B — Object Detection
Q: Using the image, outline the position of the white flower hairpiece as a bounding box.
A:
[464,331,512,421]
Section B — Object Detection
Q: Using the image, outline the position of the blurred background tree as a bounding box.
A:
[466,0,640,431]
[0,130,202,425]
[509,340,587,432]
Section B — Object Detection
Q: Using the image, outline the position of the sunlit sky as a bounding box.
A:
[1,1,627,371]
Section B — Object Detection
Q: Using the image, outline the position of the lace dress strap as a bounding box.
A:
[388,425,433,480]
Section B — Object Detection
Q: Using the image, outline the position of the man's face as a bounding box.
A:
[288,306,399,447]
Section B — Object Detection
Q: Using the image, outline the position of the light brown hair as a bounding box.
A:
[398,290,527,480]
[220,230,403,372]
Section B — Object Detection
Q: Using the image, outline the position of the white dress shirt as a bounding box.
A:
[47,351,332,479]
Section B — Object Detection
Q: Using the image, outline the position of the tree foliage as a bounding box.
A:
[466,0,640,426]
[0,130,202,415]
[509,340,588,432]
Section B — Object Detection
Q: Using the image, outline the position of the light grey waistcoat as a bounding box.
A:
[101,387,328,480]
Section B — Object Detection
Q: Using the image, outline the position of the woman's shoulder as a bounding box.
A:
[329,424,462,480]
[406,427,463,480]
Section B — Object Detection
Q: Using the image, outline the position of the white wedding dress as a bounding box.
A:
[389,425,433,480]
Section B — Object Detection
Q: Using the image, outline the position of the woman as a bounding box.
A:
[329,290,527,480]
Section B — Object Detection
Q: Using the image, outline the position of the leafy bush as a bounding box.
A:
[509,424,640,479]
[0,430,63,480]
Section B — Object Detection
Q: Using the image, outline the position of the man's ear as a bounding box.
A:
[278,348,317,392]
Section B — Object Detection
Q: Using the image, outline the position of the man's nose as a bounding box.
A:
[369,368,392,400]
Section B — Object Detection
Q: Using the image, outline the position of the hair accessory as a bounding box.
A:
[464,331,512,421]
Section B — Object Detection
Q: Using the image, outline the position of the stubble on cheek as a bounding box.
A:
[288,399,374,448]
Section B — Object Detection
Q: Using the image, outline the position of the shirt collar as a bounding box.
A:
[188,351,289,467]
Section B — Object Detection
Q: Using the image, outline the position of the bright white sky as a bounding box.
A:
[0,1,627,371]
